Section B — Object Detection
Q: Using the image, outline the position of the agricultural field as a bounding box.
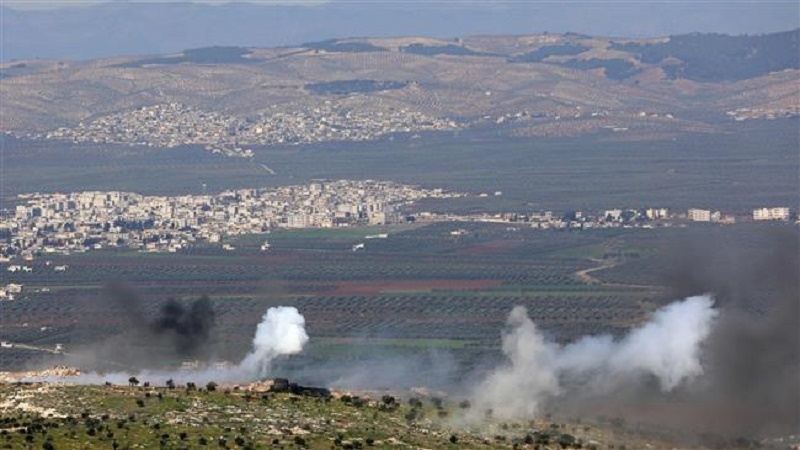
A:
[2,222,793,360]
[0,220,688,376]
[2,119,798,213]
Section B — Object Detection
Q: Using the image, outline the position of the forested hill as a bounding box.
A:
[611,29,799,81]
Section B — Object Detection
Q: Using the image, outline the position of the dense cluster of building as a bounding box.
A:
[0,186,793,301]
[0,180,464,260]
[1,184,793,264]
[39,102,460,157]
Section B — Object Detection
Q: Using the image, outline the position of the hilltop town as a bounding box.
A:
[40,102,459,157]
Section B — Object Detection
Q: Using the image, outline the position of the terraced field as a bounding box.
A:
[0,222,666,372]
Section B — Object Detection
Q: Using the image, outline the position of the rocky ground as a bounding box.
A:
[0,371,783,450]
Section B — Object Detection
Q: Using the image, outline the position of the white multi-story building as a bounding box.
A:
[604,209,622,221]
[752,207,790,221]
[645,208,669,220]
[687,208,712,222]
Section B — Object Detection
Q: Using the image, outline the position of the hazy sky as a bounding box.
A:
[5,0,319,8]
[3,0,798,13]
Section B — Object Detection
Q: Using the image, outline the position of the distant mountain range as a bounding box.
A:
[1,1,798,61]
[1,30,797,140]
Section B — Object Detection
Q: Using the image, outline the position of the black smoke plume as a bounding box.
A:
[151,296,215,355]
[481,226,798,442]
[72,285,217,370]
[663,226,799,437]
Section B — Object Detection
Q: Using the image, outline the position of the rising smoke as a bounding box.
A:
[47,228,800,438]
[663,227,800,437]
[237,306,309,378]
[151,296,215,356]
[53,306,309,385]
[72,286,218,370]
[470,227,799,438]
[471,295,718,421]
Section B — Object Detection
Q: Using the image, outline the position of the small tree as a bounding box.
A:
[558,433,576,449]
[206,381,218,392]
[128,377,139,387]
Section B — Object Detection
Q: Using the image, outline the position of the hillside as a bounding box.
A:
[0,380,768,450]
[0,30,798,143]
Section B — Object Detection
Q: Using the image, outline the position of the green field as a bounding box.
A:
[2,120,797,213]
[1,219,794,379]
[0,222,657,371]
[0,220,687,376]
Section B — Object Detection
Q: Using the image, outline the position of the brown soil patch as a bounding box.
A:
[453,239,523,256]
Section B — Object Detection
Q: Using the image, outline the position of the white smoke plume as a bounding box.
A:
[237,306,309,378]
[472,295,718,420]
[29,306,309,385]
